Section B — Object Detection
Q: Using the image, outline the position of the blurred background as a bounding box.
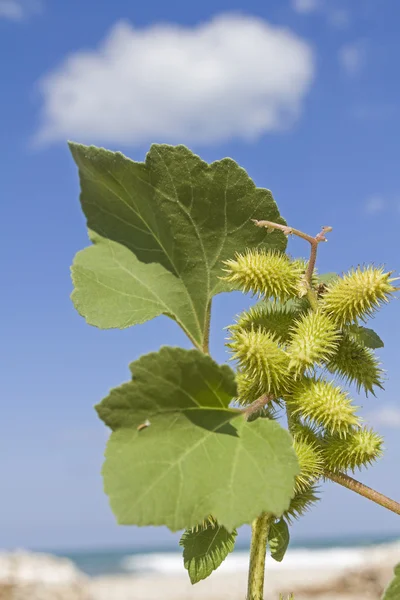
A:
[1,0,400,598]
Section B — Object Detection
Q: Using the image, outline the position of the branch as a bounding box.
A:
[243,394,273,421]
[325,470,400,517]
[252,219,400,518]
[252,220,332,301]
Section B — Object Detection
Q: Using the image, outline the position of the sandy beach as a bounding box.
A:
[0,542,399,599]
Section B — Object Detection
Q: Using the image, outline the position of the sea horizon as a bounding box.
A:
[12,530,399,578]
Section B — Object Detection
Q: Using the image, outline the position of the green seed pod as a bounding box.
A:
[232,298,308,343]
[321,266,399,326]
[291,422,323,447]
[221,249,304,301]
[322,427,384,473]
[286,378,361,437]
[283,485,320,524]
[235,370,264,405]
[288,311,340,375]
[227,328,291,396]
[292,434,324,493]
[326,334,384,396]
[235,370,282,417]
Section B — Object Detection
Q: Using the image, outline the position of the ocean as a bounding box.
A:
[53,532,400,578]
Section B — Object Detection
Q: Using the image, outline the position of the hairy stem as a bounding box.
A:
[325,470,400,516]
[306,288,319,311]
[179,327,203,352]
[252,219,316,245]
[243,394,273,420]
[202,300,212,354]
[285,402,296,433]
[306,239,318,284]
[253,220,332,293]
[247,512,273,600]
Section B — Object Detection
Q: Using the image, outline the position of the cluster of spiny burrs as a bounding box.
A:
[222,248,398,522]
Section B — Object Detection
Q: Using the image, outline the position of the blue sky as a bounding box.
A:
[1,0,400,551]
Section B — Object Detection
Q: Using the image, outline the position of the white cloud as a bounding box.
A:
[292,1,351,31]
[367,406,400,429]
[0,0,41,20]
[292,0,320,13]
[34,14,315,147]
[339,42,365,75]
[365,195,386,215]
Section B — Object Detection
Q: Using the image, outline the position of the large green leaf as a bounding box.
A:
[97,347,299,532]
[346,325,384,349]
[180,521,237,584]
[382,564,400,599]
[268,518,290,562]
[69,143,286,349]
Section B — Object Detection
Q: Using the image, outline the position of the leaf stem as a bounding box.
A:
[202,301,212,354]
[178,326,203,353]
[325,470,400,516]
[247,512,273,600]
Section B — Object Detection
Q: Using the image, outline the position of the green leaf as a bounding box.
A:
[382,563,400,599]
[69,143,286,349]
[180,521,237,583]
[346,325,384,349]
[268,518,290,562]
[97,347,299,532]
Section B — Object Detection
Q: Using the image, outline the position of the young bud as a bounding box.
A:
[292,434,324,493]
[227,328,291,396]
[321,266,399,326]
[283,485,320,524]
[326,334,384,396]
[286,378,361,437]
[221,250,303,301]
[322,427,384,473]
[232,298,307,343]
[288,311,340,375]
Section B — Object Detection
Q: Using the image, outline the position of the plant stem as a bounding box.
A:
[247,512,273,600]
[253,220,332,295]
[252,219,318,245]
[306,288,319,311]
[325,470,400,516]
[243,394,273,420]
[202,300,212,354]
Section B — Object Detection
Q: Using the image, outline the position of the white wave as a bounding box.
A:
[121,541,400,576]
